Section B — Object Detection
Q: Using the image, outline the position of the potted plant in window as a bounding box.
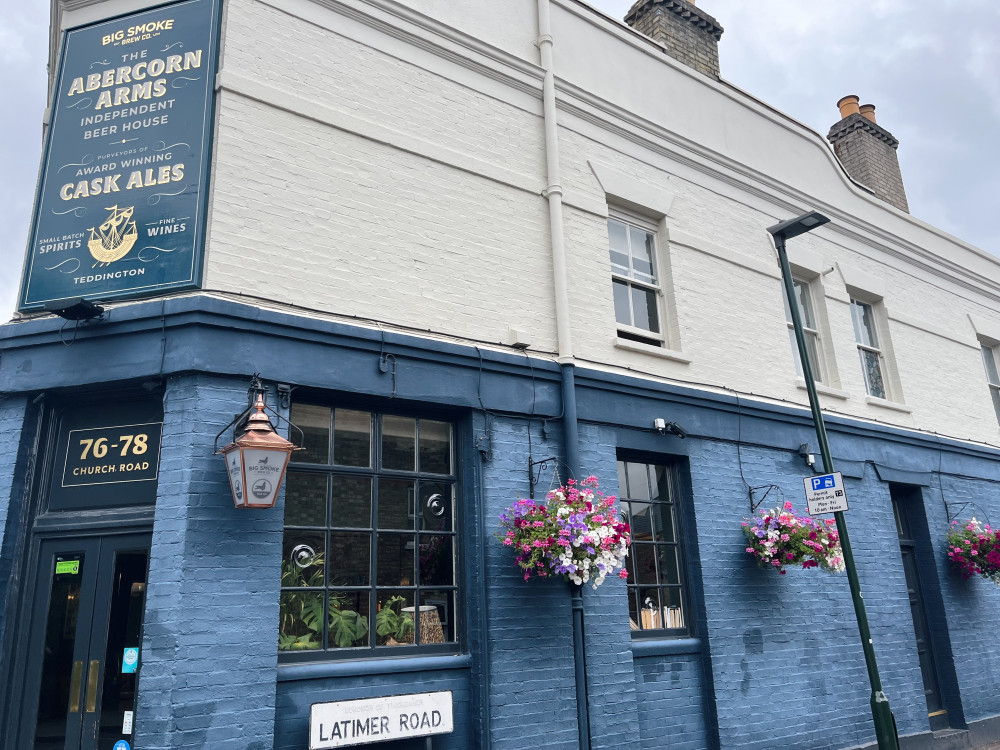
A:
[278,557,369,650]
[742,501,844,575]
[946,518,1000,584]
[497,476,631,589]
[375,595,414,645]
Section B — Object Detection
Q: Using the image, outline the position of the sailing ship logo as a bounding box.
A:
[87,205,138,265]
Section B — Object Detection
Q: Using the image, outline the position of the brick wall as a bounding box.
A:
[0,395,29,651]
[136,374,283,748]
[624,0,724,78]
[828,114,910,212]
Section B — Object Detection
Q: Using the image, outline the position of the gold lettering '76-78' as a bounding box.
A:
[79,434,148,459]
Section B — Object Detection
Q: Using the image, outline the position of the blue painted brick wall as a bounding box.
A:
[0,395,29,653]
[137,374,284,749]
[936,474,1000,723]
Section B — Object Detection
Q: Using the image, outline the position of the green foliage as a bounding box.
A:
[278,556,369,650]
[375,595,414,644]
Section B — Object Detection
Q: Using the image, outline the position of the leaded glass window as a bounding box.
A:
[280,404,457,658]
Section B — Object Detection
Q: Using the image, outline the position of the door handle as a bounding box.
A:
[69,661,83,713]
[85,660,100,712]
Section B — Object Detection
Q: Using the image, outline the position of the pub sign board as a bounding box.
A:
[18,0,220,312]
[48,398,163,511]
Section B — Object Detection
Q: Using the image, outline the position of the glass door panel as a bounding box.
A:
[19,534,150,750]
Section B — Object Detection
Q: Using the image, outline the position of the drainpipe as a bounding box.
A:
[536,1,589,747]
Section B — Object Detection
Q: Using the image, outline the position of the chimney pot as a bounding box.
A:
[859,104,876,123]
[837,95,861,120]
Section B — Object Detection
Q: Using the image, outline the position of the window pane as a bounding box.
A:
[804,331,823,383]
[851,300,878,348]
[625,462,650,501]
[418,484,453,533]
[328,591,370,648]
[282,531,326,587]
[653,503,676,544]
[629,225,656,284]
[284,472,327,527]
[612,279,631,327]
[631,285,659,333]
[375,590,415,646]
[608,219,630,275]
[860,348,886,398]
[333,409,371,467]
[793,280,816,328]
[419,591,454,643]
[331,476,371,529]
[329,531,371,586]
[419,420,451,475]
[983,346,1000,385]
[382,416,416,471]
[378,479,414,530]
[376,533,414,587]
[292,404,330,464]
[279,591,324,651]
[633,543,657,584]
[419,535,454,586]
[658,546,681,585]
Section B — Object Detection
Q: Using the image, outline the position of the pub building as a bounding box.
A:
[3,0,1000,748]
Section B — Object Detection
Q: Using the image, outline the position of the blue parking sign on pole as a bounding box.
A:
[803,471,848,515]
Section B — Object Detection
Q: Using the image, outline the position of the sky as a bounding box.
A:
[3,0,999,319]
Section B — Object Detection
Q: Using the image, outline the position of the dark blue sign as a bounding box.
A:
[19,0,219,311]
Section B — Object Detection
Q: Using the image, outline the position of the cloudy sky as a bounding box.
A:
[3,0,999,318]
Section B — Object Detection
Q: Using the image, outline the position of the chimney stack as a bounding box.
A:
[624,0,724,79]
[827,96,909,212]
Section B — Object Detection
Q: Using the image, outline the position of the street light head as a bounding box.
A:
[767,211,830,242]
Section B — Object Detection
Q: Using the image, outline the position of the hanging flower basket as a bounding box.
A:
[498,476,631,589]
[946,518,1000,584]
[742,501,844,575]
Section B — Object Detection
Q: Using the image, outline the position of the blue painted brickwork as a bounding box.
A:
[0,395,29,656]
[577,423,642,750]
[480,416,582,750]
[686,441,928,750]
[935,474,1000,723]
[633,652,708,750]
[4,303,1000,747]
[136,374,284,749]
[274,667,474,749]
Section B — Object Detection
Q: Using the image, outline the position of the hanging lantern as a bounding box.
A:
[219,393,297,508]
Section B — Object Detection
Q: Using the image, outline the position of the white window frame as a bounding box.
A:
[608,211,666,347]
[784,276,827,384]
[980,342,1000,425]
[850,296,897,401]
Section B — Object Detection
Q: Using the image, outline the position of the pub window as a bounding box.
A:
[279,403,458,658]
[618,457,691,636]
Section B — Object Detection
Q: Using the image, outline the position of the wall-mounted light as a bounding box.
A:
[215,376,300,509]
[654,418,689,438]
[798,443,816,469]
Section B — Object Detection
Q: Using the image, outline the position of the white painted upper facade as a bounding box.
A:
[40,0,1000,446]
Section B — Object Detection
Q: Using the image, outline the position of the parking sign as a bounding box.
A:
[803,472,848,515]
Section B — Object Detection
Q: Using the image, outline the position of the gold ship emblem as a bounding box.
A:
[87,205,138,265]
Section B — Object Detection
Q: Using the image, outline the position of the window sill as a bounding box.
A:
[795,379,849,400]
[615,337,691,364]
[864,395,912,413]
[631,637,701,658]
[277,652,470,682]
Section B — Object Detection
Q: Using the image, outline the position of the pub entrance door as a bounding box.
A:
[16,532,150,750]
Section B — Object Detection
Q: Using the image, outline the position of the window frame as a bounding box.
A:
[980,342,1000,425]
[784,276,827,383]
[608,211,667,347]
[617,456,693,639]
[850,296,892,400]
[279,401,462,662]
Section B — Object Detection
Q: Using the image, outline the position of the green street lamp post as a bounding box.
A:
[767,211,899,750]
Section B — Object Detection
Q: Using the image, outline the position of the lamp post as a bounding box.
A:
[768,211,899,750]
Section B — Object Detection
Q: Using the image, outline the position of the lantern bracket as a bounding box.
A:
[213,374,304,454]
